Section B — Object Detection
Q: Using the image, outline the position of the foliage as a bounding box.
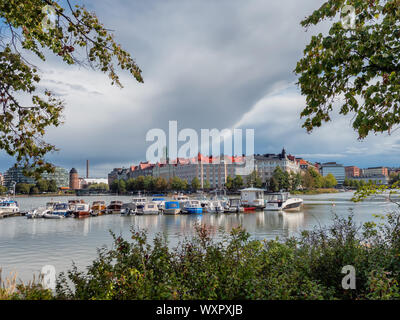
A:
[50,213,400,300]
[191,177,201,192]
[246,170,263,188]
[87,183,109,191]
[296,0,400,139]
[0,0,142,176]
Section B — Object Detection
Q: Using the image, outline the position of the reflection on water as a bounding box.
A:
[0,192,398,282]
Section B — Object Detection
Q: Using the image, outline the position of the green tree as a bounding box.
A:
[47,179,58,192]
[233,176,244,191]
[135,176,145,191]
[296,0,400,139]
[191,177,201,192]
[0,186,8,194]
[268,177,279,192]
[225,176,234,191]
[0,0,143,176]
[323,174,338,188]
[170,177,183,191]
[203,180,211,190]
[126,178,136,192]
[290,172,302,191]
[247,170,262,188]
[16,183,31,194]
[35,179,49,193]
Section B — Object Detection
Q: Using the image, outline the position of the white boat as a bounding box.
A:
[131,197,147,207]
[121,202,137,215]
[43,212,65,219]
[136,202,160,215]
[26,207,48,219]
[240,188,265,209]
[224,199,244,213]
[151,197,166,210]
[264,192,303,212]
[0,198,19,215]
[204,200,224,213]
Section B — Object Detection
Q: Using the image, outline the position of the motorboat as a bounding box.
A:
[204,200,224,213]
[121,202,137,215]
[240,188,265,210]
[0,199,19,215]
[73,203,91,218]
[68,199,85,216]
[107,200,123,214]
[264,192,303,212]
[131,197,147,207]
[152,197,166,210]
[163,201,181,215]
[52,203,71,217]
[43,212,65,219]
[136,202,160,215]
[26,207,50,219]
[224,199,244,214]
[182,200,203,214]
[91,201,107,216]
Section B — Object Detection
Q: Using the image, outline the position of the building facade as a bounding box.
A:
[345,166,360,178]
[253,149,301,184]
[4,166,69,188]
[321,162,345,185]
[362,167,388,177]
[69,168,80,190]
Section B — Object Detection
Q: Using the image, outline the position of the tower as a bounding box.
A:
[69,168,79,190]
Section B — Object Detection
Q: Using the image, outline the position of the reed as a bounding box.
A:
[0,269,17,300]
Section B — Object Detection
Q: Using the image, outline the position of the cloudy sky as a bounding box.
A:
[1,0,399,177]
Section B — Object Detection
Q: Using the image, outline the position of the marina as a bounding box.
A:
[0,191,396,283]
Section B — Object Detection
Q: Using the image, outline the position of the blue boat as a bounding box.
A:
[52,203,70,217]
[164,201,181,215]
[183,200,203,214]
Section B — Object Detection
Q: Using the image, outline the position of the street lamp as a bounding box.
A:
[11,181,16,197]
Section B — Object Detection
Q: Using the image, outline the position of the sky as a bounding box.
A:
[1,0,400,177]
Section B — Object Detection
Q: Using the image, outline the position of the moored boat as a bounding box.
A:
[73,203,91,218]
[107,200,123,214]
[136,202,159,215]
[52,203,71,217]
[182,200,203,214]
[163,201,181,215]
[0,198,19,215]
[224,199,244,214]
[204,200,224,213]
[264,192,303,212]
[240,188,265,210]
[91,201,107,216]
[121,202,137,215]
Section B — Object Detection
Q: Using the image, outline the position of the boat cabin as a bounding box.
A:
[240,188,265,208]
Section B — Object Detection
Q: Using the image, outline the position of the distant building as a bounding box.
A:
[349,175,389,185]
[3,166,69,188]
[345,166,360,178]
[254,148,301,184]
[69,168,80,190]
[321,162,345,185]
[80,178,108,189]
[0,173,4,186]
[362,167,388,177]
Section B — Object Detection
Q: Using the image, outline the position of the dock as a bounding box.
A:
[0,212,24,219]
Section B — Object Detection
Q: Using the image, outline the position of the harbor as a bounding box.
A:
[0,191,395,283]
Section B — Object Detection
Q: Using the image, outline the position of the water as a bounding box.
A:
[0,192,397,283]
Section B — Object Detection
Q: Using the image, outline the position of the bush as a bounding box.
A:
[53,213,400,300]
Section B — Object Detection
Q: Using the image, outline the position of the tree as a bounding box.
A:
[30,185,39,195]
[268,177,279,192]
[191,177,201,192]
[36,179,49,193]
[290,172,302,191]
[247,170,262,188]
[296,1,400,139]
[233,176,244,191]
[126,178,137,192]
[301,170,315,189]
[203,180,210,190]
[170,177,183,191]
[15,183,31,194]
[0,0,143,177]
[225,176,234,191]
[323,173,338,188]
[0,186,8,194]
[47,179,58,192]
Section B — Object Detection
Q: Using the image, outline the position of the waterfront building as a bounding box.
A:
[321,162,345,185]
[152,163,176,181]
[80,178,108,189]
[349,175,389,185]
[253,149,301,184]
[345,166,360,178]
[69,168,80,190]
[0,173,3,186]
[4,166,69,188]
[362,167,388,177]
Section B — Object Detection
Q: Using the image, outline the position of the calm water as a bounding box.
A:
[0,192,397,283]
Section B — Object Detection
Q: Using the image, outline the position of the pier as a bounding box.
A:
[0,212,23,219]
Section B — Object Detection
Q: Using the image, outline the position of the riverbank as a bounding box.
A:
[291,188,339,195]
[1,213,399,300]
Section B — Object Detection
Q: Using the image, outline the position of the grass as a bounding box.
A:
[291,188,339,195]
